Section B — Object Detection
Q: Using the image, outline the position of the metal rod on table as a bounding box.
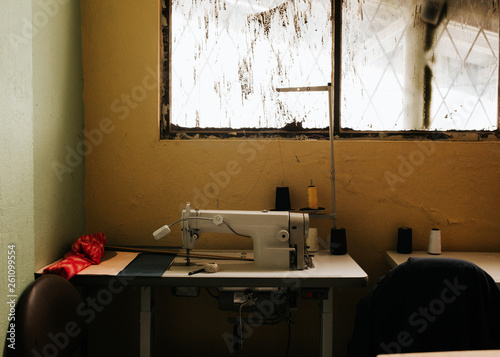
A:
[105,245,254,261]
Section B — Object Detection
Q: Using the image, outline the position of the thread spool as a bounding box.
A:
[397,227,412,254]
[203,263,219,273]
[428,228,441,255]
[307,182,319,210]
[330,228,347,255]
[274,186,291,211]
[306,228,318,252]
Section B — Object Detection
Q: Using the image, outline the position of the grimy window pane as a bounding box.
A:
[342,0,498,131]
[171,0,332,130]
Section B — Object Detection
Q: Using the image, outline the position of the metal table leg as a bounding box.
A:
[140,287,153,357]
[320,287,334,356]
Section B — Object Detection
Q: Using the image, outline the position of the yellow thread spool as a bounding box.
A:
[307,185,318,210]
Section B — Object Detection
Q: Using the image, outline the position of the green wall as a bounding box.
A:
[0,0,85,352]
[32,0,86,269]
[0,1,36,352]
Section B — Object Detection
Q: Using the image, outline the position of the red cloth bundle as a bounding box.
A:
[43,232,106,280]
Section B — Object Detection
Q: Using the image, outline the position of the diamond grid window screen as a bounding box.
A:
[169,0,332,131]
[341,0,499,131]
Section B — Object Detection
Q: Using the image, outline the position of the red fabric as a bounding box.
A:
[43,232,106,280]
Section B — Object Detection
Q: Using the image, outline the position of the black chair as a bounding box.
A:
[348,257,500,357]
[5,274,87,357]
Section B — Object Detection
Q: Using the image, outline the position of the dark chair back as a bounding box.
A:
[6,274,87,357]
[348,257,500,357]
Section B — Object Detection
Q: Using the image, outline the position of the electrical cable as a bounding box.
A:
[167,216,213,228]
[219,140,271,206]
[168,216,251,239]
[222,220,251,238]
[278,139,286,181]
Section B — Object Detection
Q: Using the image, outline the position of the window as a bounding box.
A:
[161,0,333,137]
[339,0,499,133]
[161,0,499,138]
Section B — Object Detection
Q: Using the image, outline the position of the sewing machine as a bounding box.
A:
[154,203,309,270]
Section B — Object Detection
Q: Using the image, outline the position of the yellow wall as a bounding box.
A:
[82,1,500,355]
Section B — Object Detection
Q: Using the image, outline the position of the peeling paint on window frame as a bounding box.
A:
[160,0,500,141]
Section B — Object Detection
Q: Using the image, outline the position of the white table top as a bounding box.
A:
[379,350,500,357]
[386,251,500,286]
[38,250,368,288]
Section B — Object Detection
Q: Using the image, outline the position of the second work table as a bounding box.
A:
[385,250,500,286]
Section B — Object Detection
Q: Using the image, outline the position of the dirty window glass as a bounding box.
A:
[341,0,499,131]
[164,0,332,134]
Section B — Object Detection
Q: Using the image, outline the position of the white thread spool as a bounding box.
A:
[428,228,441,255]
[203,263,219,273]
[306,228,319,252]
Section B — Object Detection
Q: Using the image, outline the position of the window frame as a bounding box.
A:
[334,0,500,140]
[160,0,500,140]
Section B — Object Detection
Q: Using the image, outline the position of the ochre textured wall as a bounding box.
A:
[81,1,500,355]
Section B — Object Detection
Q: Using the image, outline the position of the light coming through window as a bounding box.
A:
[340,0,499,132]
[162,0,332,136]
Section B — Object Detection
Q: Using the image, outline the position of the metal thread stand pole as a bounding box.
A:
[327,84,337,229]
[277,85,337,357]
[276,85,337,228]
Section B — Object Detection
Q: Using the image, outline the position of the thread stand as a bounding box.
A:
[276,84,337,229]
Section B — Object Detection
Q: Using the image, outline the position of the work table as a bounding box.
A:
[385,250,500,286]
[37,249,368,357]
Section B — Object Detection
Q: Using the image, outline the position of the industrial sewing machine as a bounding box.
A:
[154,203,310,270]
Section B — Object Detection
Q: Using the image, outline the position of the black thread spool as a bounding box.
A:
[397,227,412,254]
[274,187,291,211]
[330,228,347,255]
